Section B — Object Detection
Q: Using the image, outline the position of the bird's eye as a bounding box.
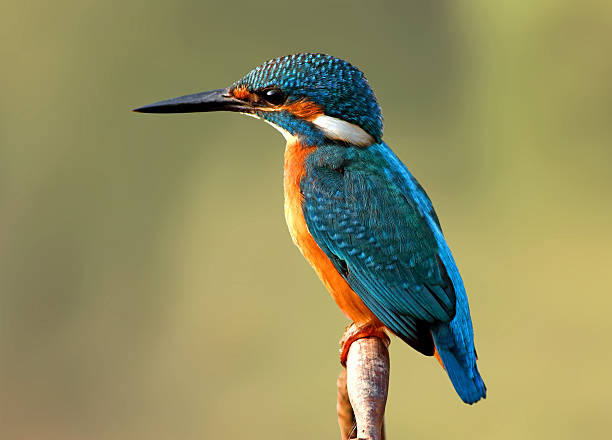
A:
[259,87,286,106]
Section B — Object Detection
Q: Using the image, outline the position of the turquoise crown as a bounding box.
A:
[233,53,383,141]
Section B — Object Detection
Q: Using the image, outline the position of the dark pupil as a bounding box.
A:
[262,88,285,105]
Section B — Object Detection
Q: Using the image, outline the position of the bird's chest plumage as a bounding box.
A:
[283,139,378,325]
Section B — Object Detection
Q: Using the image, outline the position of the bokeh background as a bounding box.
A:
[2,1,611,439]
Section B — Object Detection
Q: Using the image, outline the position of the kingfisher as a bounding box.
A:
[134,53,486,404]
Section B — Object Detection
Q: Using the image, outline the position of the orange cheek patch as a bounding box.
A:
[229,89,324,121]
[281,100,324,121]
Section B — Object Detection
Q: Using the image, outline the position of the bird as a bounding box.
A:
[134,53,486,404]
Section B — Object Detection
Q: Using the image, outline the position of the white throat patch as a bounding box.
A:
[242,112,295,142]
[311,115,375,147]
[263,119,296,143]
[241,112,374,146]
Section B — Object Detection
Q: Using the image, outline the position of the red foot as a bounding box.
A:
[339,323,390,366]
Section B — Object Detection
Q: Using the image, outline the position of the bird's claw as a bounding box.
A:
[339,323,390,367]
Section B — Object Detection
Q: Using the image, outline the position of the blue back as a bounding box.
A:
[300,141,486,403]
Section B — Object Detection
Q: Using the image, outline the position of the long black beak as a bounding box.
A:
[133,88,248,114]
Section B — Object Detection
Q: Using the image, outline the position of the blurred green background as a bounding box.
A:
[1,1,611,438]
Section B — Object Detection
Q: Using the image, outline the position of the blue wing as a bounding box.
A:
[301,143,458,354]
[301,142,485,402]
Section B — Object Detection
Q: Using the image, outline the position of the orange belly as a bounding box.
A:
[283,138,380,326]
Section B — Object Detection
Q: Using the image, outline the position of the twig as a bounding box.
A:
[337,368,355,440]
[337,327,390,440]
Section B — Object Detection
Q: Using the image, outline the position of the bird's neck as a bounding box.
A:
[259,110,376,148]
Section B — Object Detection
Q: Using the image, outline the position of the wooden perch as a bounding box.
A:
[337,326,390,440]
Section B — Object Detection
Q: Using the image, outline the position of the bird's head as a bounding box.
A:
[134,53,383,147]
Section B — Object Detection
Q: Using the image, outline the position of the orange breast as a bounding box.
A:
[283,138,381,327]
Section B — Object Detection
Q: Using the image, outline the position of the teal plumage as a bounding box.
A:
[301,141,486,403]
[233,53,383,141]
[134,52,486,404]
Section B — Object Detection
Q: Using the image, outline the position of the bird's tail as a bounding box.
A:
[432,323,486,404]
